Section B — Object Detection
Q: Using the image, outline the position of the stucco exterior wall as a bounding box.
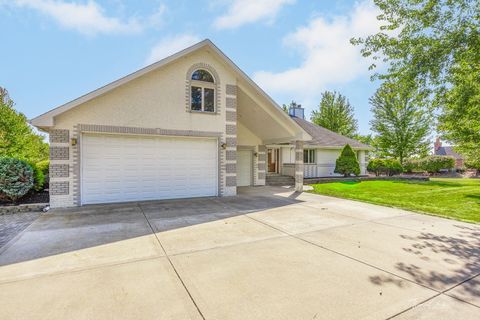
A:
[48,49,238,207]
[237,122,262,146]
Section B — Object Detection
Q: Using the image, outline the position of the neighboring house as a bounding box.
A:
[434,138,464,169]
[31,39,370,208]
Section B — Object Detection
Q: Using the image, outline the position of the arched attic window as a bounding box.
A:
[190,69,216,112]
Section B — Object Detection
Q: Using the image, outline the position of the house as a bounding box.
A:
[283,105,371,179]
[434,138,464,169]
[31,39,371,208]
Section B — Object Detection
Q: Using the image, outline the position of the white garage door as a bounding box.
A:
[81,134,218,204]
[236,150,252,186]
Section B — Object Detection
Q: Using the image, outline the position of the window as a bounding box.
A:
[303,149,315,164]
[190,69,215,112]
[191,70,214,82]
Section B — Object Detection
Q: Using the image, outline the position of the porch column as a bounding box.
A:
[294,140,304,192]
[358,150,366,175]
[256,145,266,186]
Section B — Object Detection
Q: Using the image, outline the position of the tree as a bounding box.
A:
[334,144,360,177]
[352,0,479,167]
[311,91,358,138]
[437,56,480,170]
[0,87,49,163]
[369,82,431,164]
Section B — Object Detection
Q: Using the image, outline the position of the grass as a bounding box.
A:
[308,178,480,223]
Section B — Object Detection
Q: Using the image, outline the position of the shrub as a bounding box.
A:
[335,144,360,177]
[367,158,385,176]
[35,160,49,176]
[0,158,34,202]
[419,155,455,173]
[384,159,403,176]
[367,158,403,176]
[403,159,421,173]
[27,161,46,191]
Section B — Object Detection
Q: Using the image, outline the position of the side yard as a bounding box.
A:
[308,178,480,223]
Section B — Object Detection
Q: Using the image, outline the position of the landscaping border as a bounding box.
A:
[0,203,48,215]
[304,176,429,184]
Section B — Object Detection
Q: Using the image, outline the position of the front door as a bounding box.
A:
[267,148,279,173]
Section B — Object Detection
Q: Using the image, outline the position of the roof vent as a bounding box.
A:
[288,104,304,119]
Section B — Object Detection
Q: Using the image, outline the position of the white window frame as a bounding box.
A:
[190,81,216,113]
[303,149,315,164]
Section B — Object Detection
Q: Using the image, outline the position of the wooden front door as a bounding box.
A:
[267,148,279,173]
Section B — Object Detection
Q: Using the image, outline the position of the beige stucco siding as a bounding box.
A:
[48,49,238,208]
[54,50,235,131]
[237,122,262,146]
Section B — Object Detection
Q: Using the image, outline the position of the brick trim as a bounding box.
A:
[50,146,69,160]
[77,124,222,138]
[226,97,237,110]
[225,84,237,96]
[226,111,237,122]
[226,163,236,174]
[50,181,69,195]
[50,164,69,178]
[226,176,236,187]
[49,129,69,143]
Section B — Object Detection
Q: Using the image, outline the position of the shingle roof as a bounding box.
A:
[434,146,463,159]
[291,116,372,150]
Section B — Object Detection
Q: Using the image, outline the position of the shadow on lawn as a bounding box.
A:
[391,179,467,188]
[465,194,480,204]
[369,224,480,301]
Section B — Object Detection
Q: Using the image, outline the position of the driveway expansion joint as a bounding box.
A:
[137,203,206,320]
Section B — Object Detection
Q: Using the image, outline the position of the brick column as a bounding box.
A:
[256,145,266,185]
[49,129,72,207]
[294,141,304,192]
[224,84,237,196]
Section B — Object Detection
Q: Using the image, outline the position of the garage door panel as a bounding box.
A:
[81,134,218,204]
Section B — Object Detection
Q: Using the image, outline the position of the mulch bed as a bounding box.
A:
[0,190,49,207]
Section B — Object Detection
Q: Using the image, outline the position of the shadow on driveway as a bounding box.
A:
[0,187,302,266]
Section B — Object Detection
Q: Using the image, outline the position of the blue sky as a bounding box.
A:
[1,0,383,134]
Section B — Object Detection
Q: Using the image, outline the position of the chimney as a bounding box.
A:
[288,104,304,119]
[434,137,442,152]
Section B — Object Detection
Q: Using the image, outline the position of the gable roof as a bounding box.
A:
[434,146,463,159]
[291,116,372,150]
[30,39,310,142]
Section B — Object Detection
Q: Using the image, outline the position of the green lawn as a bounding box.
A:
[308,178,480,223]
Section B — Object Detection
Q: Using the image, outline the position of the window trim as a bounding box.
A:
[303,149,315,164]
[186,63,221,114]
[190,75,216,113]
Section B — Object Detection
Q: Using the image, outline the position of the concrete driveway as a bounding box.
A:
[0,187,479,320]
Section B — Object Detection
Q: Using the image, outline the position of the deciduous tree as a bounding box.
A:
[369,82,431,164]
[0,87,49,163]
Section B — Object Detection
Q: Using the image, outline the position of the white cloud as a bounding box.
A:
[9,0,166,35]
[253,1,382,103]
[145,34,201,65]
[214,0,295,29]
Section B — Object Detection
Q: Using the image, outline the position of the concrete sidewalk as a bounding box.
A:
[0,186,479,319]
